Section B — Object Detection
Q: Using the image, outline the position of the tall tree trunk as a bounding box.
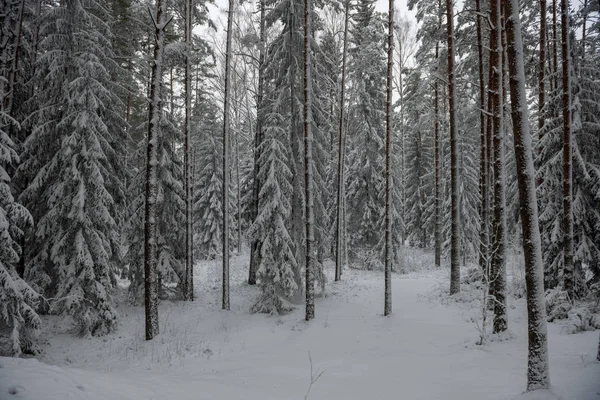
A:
[4,0,25,116]
[222,0,234,311]
[552,0,558,91]
[539,0,546,138]
[303,0,315,321]
[504,0,551,389]
[490,0,507,333]
[144,0,168,341]
[560,0,573,301]
[183,0,194,301]
[384,0,394,316]
[335,0,350,282]
[248,0,266,285]
[447,0,460,295]
[476,0,487,275]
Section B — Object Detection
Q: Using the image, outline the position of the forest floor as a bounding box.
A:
[1,251,599,400]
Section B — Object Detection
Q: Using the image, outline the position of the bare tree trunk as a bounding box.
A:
[552,0,558,91]
[4,0,25,116]
[183,0,194,301]
[434,26,441,267]
[383,0,394,316]
[248,0,266,286]
[335,0,350,282]
[560,0,574,301]
[490,0,507,333]
[504,0,551,389]
[476,0,487,274]
[222,0,234,311]
[539,0,546,138]
[446,0,460,295]
[144,0,168,341]
[303,0,315,321]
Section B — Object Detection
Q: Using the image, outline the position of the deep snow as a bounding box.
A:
[1,253,599,399]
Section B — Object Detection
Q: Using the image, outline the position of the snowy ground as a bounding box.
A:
[1,253,599,400]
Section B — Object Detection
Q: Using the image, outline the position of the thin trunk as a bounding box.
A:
[248,0,266,285]
[144,0,168,341]
[552,0,558,91]
[434,0,442,268]
[476,0,487,274]
[490,0,507,333]
[335,0,350,282]
[539,0,546,138]
[236,130,242,254]
[504,0,551,389]
[222,0,234,311]
[560,0,573,301]
[447,0,460,295]
[5,0,25,115]
[304,0,315,321]
[384,0,394,316]
[183,0,193,301]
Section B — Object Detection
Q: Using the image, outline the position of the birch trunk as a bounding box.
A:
[304,0,315,321]
[335,0,350,282]
[447,0,460,295]
[144,0,168,340]
[504,0,551,389]
[222,0,234,311]
[560,0,574,301]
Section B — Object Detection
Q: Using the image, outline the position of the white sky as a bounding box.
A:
[206,0,416,32]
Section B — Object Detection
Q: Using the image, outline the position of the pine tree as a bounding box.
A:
[0,116,41,356]
[489,0,507,334]
[144,0,169,340]
[21,0,126,336]
[345,0,387,261]
[503,0,551,389]
[559,0,574,300]
[249,114,297,314]
[335,0,350,282]
[383,0,394,316]
[446,0,460,294]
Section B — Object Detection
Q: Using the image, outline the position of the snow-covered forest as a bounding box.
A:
[1,0,599,398]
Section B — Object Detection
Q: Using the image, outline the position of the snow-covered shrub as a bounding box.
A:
[508,273,526,299]
[546,289,573,322]
[462,265,484,285]
[545,288,573,321]
[561,307,600,334]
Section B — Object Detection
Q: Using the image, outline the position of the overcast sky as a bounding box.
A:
[206,0,416,32]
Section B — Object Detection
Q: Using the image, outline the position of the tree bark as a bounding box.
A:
[304,0,315,321]
[384,0,394,316]
[538,0,546,138]
[249,0,266,286]
[335,0,350,282]
[504,0,551,389]
[552,0,558,91]
[490,0,507,333]
[476,0,488,275]
[144,0,168,340]
[560,0,574,301]
[183,0,194,301]
[447,0,460,295]
[222,0,234,311]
